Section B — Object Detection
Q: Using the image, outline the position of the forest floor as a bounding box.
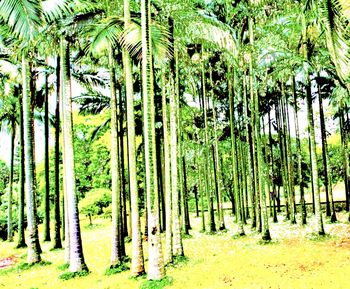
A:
[1,211,350,289]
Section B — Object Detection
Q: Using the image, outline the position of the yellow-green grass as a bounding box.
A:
[1,212,350,289]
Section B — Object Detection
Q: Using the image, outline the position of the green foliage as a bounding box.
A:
[79,188,111,224]
[57,263,69,271]
[104,262,129,276]
[0,183,19,240]
[58,270,89,280]
[166,256,189,269]
[306,232,333,242]
[0,159,9,195]
[140,276,173,289]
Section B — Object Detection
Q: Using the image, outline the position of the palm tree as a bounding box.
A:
[108,47,124,267]
[17,88,27,248]
[141,0,165,279]
[60,35,89,272]
[52,56,62,249]
[43,63,51,242]
[22,54,42,263]
[123,0,145,275]
[161,68,172,265]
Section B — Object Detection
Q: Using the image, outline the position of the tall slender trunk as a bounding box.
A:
[53,56,62,249]
[142,0,165,279]
[249,14,270,240]
[109,49,123,267]
[268,111,277,223]
[292,76,306,225]
[7,119,15,243]
[276,101,289,220]
[171,47,184,256]
[16,88,26,248]
[43,65,51,242]
[243,74,256,228]
[118,87,128,239]
[229,68,244,235]
[7,119,15,242]
[197,143,205,232]
[317,76,336,222]
[339,112,350,216]
[211,66,225,230]
[61,37,88,272]
[282,83,296,224]
[182,157,191,232]
[123,0,145,274]
[201,53,216,233]
[162,70,172,265]
[23,54,41,264]
[306,75,325,235]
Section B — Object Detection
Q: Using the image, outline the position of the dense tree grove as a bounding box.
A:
[0,0,349,281]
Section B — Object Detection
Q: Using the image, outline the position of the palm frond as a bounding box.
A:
[0,0,43,40]
[320,0,350,85]
[73,91,110,115]
[90,118,110,141]
[120,20,172,62]
[72,68,109,91]
[89,16,124,57]
[172,10,237,56]
[42,0,72,23]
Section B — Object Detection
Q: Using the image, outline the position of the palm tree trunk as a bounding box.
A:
[276,101,289,220]
[16,88,26,248]
[339,112,350,215]
[23,54,41,264]
[282,83,296,224]
[118,86,128,239]
[249,12,270,240]
[229,68,244,235]
[7,119,15,242]
[61,37,88,272]
[141,0,165,279]
[123,0,145,274]
[268,111,278,223]
[109,49,123,267]
[43,65,51,242]
[53,56,62,249]
[243,74,256,228]
[201,54,216,233]
[211,67,225,231]
[197,143,205,232]
[161,70,172,265]
[171,47,183,257]
[292,76,306,225]
[306,76,325,235]
[317,76,336,222]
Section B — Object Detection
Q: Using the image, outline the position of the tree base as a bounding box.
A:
[15,242,27,249]
[330,214,337,223]
[262,229,271,241]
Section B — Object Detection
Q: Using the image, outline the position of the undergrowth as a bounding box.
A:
[105,262,129,276]
[58,270,89,280]
[140,276,173,289]
[306,232,333,242]
[0,260,52,276]
[166,255,189,268]
[57,263,69,271]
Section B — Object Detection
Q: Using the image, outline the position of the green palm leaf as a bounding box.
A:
[89,16,124,57]
[319,0,350,85]
[0,0,43,40]
[171,10,237,56]
[42,0,71,23]
[120,20,171,62]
